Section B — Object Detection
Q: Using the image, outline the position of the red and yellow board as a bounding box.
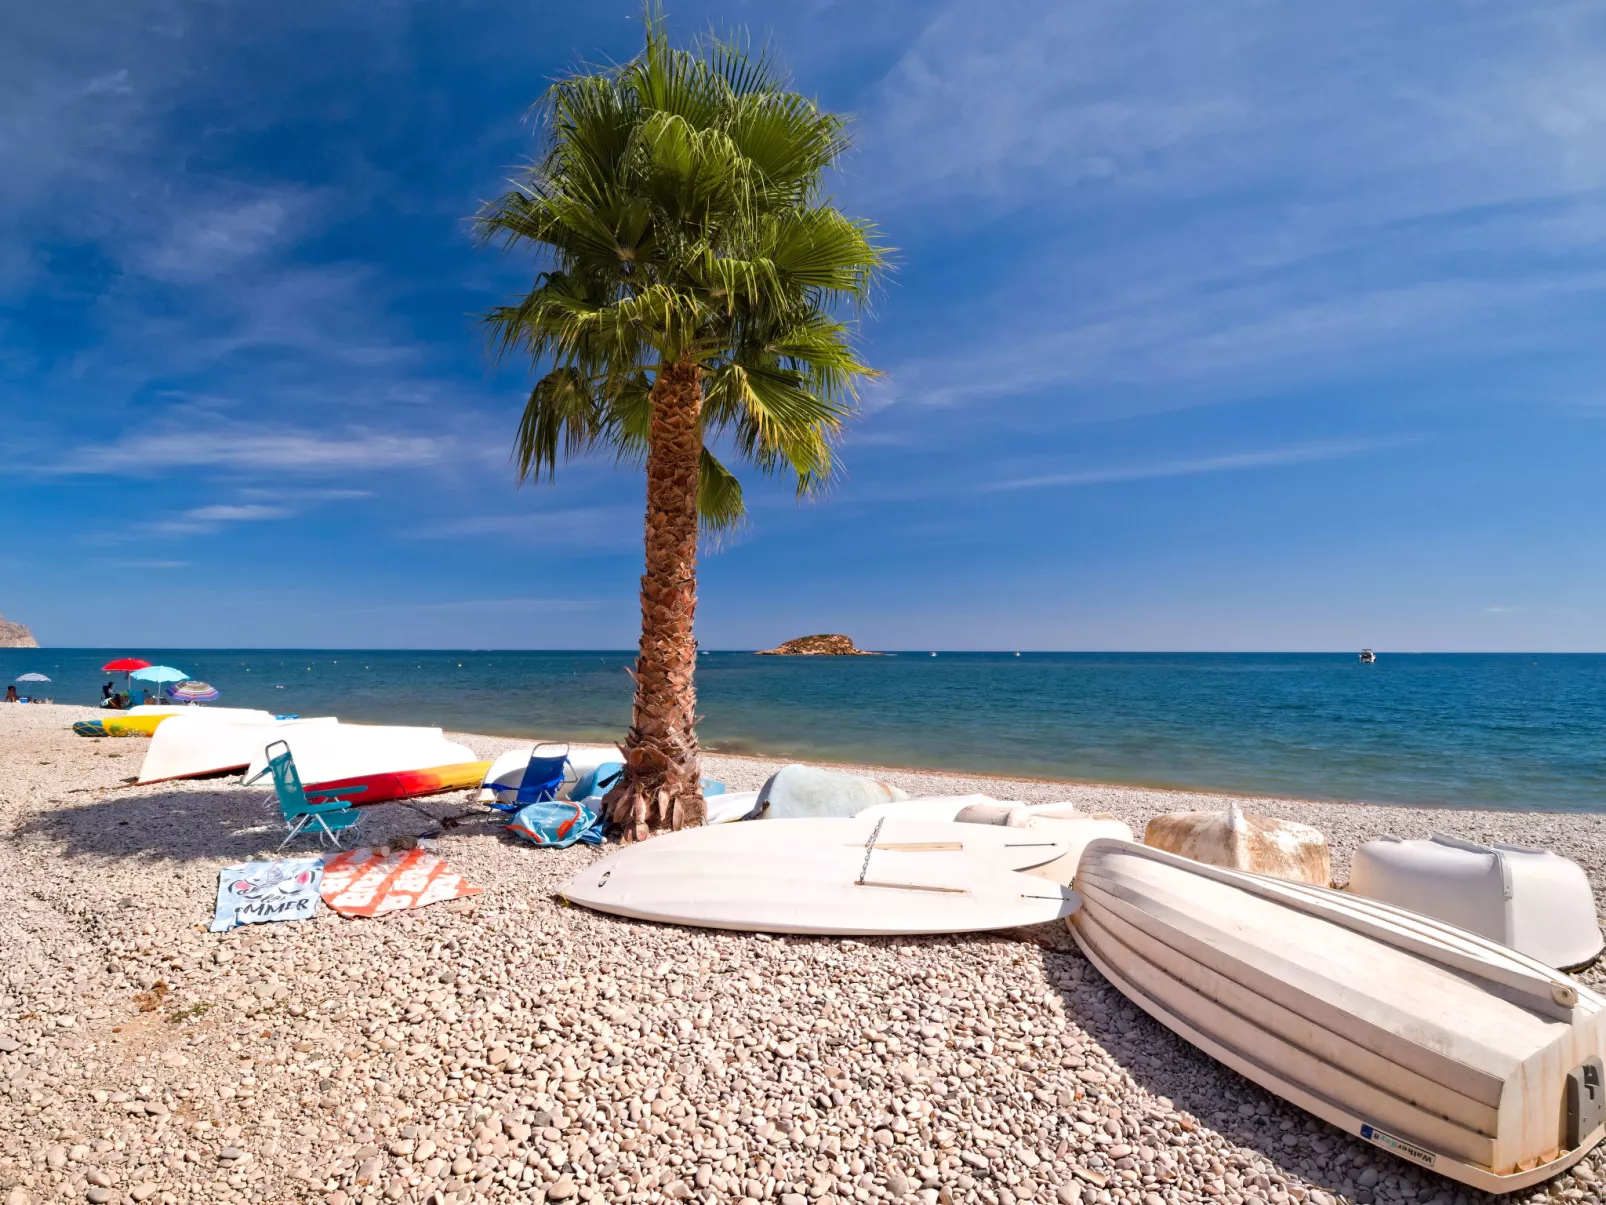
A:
[306,759,492,807]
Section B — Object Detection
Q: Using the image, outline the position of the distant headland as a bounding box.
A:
[754,633,883,656]
[0,614,38,648]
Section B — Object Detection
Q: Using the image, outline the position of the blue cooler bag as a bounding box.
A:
[507,798,605,848]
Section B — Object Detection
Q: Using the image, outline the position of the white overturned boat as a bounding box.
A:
[138,714,339,783]
[1351,833,1604,971]
[561,817,1081,935]
[1072,840,1606,1192]
[753,764,907,819]
[241,724,475,787]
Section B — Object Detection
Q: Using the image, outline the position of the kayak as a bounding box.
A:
[305,760,494,807]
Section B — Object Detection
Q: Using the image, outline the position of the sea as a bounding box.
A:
[4,649,1604,813]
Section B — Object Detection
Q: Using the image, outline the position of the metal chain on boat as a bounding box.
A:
[857,817,885,885]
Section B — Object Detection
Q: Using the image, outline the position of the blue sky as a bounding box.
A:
[5,0,1606,651]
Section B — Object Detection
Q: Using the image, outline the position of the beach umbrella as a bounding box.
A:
[101,658,152,673]
[14,673,49,683]
[168,680,220,702]
[100,656,153,701]
[131,665,187,685]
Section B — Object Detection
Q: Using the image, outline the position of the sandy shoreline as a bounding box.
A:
[2,703,1603,1205]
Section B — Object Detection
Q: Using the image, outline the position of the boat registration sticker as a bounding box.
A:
[1360,1123,1435,1168]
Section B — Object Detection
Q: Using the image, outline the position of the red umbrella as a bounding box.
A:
[101,658,152,673]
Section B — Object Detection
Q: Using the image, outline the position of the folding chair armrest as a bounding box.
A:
[305,785,368,808]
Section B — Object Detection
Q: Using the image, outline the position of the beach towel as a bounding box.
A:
[506,798,605,848]
[320,846,483,918]
[210,858,324,932]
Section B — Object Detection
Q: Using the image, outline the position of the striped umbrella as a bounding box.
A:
[167,680,220,702]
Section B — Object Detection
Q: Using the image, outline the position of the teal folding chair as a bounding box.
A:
[248,739,367,850]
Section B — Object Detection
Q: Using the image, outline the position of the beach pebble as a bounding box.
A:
[5,703,1606,1205]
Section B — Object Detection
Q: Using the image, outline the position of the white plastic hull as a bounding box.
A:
[1072,839,1606,1193]
[561,818,1081,935]
[138,715,339,783]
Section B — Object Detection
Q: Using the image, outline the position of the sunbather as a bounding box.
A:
[4,685,16,703]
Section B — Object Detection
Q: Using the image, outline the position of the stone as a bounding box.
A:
[85,1191,115,1205]
[131,1189,159,1202]
[5,1189,31,1205]
[548,1174,576,1200]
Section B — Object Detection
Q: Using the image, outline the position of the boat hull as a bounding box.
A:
[1071,839,1606,1193]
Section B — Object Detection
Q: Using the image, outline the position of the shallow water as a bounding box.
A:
[5,649,1603,811]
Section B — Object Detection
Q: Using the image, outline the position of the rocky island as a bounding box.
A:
[754,633,883,655]
[0,613,38,648]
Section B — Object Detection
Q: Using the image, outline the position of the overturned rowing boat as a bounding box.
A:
[1072,840,1606,1193]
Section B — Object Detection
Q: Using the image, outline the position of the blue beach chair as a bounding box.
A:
[250,739,368,850]
[486,744,571,814]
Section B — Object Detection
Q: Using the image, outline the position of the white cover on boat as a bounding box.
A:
[560,817,1080,935]
[754,764,909,819]
[1350,833,1604,970]
[477,744,624,804]
[241,724,475,786]
[1145,802,1331,885]
[139,715,339,783]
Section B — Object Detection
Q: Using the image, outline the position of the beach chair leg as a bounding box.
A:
[278,816,309,852]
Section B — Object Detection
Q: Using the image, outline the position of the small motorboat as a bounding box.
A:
[1072,839,1606,1193]
[1350,833,1604,971]
[1360,648,1377,664]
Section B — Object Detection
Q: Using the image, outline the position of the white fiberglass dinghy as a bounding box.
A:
[1072,839,1606,1193]
[1350,833,1604,971]
[753,764,908,819]
[138,714,339,783]
[561,817,1081,936]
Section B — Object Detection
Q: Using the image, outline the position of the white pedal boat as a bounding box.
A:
[1072,839,1606,1193]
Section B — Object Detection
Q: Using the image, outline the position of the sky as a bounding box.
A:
[4,0,1606,651]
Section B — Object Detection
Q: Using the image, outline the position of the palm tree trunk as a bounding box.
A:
[605,359,706,842]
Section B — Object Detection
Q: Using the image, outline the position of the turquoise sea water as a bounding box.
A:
[4,649,1603,812]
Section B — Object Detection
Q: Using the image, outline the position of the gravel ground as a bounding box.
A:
[2,703,1604,1205]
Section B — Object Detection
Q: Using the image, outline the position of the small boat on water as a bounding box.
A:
[1072,839,1606,1193]
[1360,648,1377,663]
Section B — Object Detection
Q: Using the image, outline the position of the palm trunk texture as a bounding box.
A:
[604,359,706,841]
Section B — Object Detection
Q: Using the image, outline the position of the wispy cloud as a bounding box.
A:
[58,425,443,475]
[142,503,291,536]
[105,558,190,569]
[981,438,1404,492]
[412,506,639,546]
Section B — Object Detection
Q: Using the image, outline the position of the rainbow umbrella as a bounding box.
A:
[167,680,220,702]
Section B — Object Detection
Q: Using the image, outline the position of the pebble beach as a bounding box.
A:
[3,703,1604,1205]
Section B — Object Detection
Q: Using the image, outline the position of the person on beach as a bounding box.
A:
[4,685,16,703]
[140,687,154,705]
[102,681,114,701]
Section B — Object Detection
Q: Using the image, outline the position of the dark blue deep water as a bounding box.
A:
[4,650,1603,812]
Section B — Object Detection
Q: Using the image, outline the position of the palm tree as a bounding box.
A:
[476,12,887,842]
